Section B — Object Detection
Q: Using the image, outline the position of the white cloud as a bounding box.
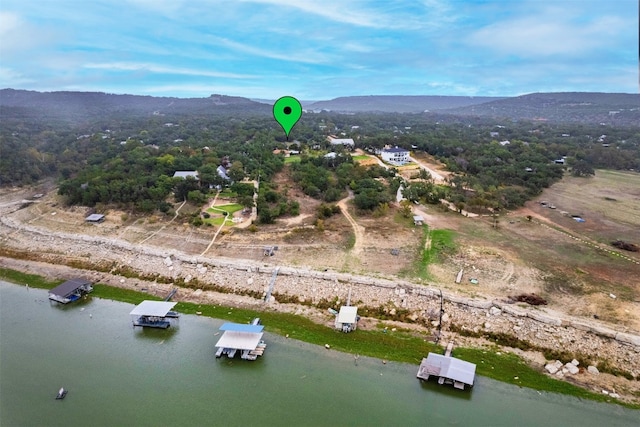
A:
[238,0,390,28]
[138,83,290,99]
[0,66,33,86]
[83,62,258,79]
[206,36,335,64]
[125,0,187,14]
[0,11,21,36]
[467,7,632,57]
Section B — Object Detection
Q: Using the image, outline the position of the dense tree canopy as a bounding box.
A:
[2,102,639,215]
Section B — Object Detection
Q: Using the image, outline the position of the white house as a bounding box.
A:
[380,146,410,166]
[327,136,355,148]
[216,165,231,181]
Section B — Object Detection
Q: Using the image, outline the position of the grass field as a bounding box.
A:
[533,170,640,243]
[284,156,301,164]
[352,155,371,162]
[205,203,243,225]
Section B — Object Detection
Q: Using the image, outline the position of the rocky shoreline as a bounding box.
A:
[1,201,639,404]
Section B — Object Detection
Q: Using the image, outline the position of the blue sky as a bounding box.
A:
[1,0,637,99]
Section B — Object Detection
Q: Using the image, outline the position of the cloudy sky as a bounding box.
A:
[1,0,637,99]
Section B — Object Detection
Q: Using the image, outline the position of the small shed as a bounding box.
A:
[413,215,424,226]
[85,214,105,223]
[215,319,266,360]
[48,278,93,304]
[130,301,178,329]
[417,352,476,390]
[335,306,359,333]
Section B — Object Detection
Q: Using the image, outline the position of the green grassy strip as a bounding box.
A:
[0,268,63,289]
[1,266,637,409]
[414,225,431,278]
[283,156,302,164]
[206,203,243,214]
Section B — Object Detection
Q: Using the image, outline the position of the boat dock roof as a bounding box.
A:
[130,301,177,317]
[418,353,476,387]
[219,323,264,333]
[215,322,264,351]
[49,278,92,298]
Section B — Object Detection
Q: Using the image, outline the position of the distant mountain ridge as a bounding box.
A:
[0,89,270,120]
[305,95,505,113]
[444,92,640,125]
[1,89,638,125]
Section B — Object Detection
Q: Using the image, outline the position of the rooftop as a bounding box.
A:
[382,146,409,153]
[49,278,92,298]
[337,306,358,324]
[85,213,105,222]
[130,300,177,317]
[215,322,264,350]
[419,353,476,386]
[173,171,199,179]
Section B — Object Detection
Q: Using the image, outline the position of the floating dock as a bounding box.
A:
[215,318,266,361]
[48,278,93,304]
[130,300,179,329]
[417,342,476,390]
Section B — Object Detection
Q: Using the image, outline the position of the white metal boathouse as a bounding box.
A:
[130,300,179,329]
[416,352,476,390]
[215,320,266,360]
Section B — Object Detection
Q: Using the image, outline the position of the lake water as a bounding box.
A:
[0,281,637,426]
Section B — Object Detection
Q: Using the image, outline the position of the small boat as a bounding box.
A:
[55,387,67,400]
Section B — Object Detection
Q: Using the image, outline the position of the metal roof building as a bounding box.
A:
[335,306,359,333]
[85,213,105,223]
[215,323,264,350]
[130,301,178,329]
[215,321,266,360]
[172,171,199,179]
[48,278,93,304]
[417,353,476,390]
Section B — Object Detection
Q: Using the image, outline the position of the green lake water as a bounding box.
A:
[0,281,637,426]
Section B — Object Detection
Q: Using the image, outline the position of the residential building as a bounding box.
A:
[380,146,410,166]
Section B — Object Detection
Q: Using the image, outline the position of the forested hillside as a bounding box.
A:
[1,90,639,217]
[445,92,640,126]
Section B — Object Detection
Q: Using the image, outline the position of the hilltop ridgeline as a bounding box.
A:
[1,89,639,125]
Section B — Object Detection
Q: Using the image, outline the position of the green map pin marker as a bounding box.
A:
[273,96,302,140]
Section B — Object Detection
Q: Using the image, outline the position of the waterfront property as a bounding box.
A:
[416,348,476,390]
[215,318,266,360]
[130,300,178,329]
[48,278,93,304]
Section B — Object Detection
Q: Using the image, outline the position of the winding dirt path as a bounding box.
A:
[138,198,187,244]
[336,191,365,255]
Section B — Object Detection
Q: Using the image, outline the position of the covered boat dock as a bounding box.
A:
[215,319,266,360]
[416,352,476,390]
[48,278,93,304]
[130,301,178,329]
